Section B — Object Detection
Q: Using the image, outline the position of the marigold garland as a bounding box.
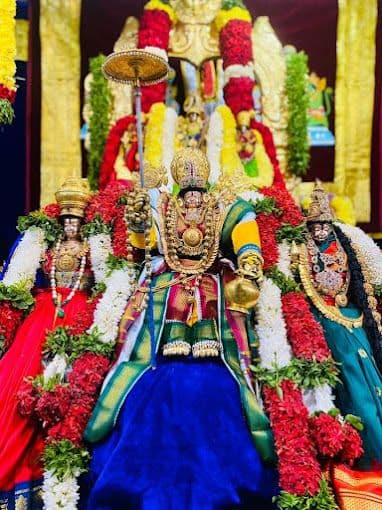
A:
[0,0,17,125]
[144,102,166,169]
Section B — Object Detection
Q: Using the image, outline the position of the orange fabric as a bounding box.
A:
[332,464,382,510]
[231,220,261,254]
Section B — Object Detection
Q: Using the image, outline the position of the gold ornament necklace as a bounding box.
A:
[159,192,223,302]
[51,239,88,318]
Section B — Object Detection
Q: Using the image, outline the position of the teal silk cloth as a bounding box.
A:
[313,305,382,467]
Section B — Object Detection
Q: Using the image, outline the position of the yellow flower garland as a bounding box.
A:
[251,130,274,189]
[144,102,166,169]
[0,0,16,91]
[214,7,251,33]
[145,0,177,23]
[218,105,243,177]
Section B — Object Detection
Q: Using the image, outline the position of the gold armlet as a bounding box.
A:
[238,250,264,267]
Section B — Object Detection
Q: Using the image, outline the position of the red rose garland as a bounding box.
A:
[255,213,280,269]
[0,84,16,104]
[137,4,173,113]
[281,292,331,362]
[0,301,24,352]
[99,116,137,190]
[263,380,322,496]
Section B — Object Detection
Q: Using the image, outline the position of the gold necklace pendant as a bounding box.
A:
[335,292,348,307]
[182,225,203,248]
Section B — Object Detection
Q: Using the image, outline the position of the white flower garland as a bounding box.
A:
[88,233,112,284]
[336,222,382,286]
[277,240,292,277]
[2,227,46,289]
[43,354,68,384]
[238,190,265,204]
[255,276,292,369]
[302,384,336,415]
[43,471,80,510]
[162,106,177,191]
[142,45,168,62]
[88,267,135,344]
[223,63,254,86]
[206,109,223,186]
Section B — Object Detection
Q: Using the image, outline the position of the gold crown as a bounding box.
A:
[171,148,210,190]
[55,177,91,218]
[183,93,204,116]
[306,181,333,223]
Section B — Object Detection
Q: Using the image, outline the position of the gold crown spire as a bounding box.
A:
[170,148,210,190]
[306,181,334,223]
[55,177,91,218]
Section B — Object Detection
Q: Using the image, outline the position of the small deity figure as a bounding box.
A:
[81,148,278,509]
[236,110,259,177]
[113,120,140,178]
[176,93,206,149]
[0,178,93,508]
[299,183,382,468]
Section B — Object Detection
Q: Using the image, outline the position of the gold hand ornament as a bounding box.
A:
[238,251,264,283]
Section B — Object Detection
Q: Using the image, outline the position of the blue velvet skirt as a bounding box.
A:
[81,357,278,510]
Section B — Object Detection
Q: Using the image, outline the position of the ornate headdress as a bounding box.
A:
[170,148,210,190]
[306,181,334,223]
[55,177,91,218]
[183,93,204,117]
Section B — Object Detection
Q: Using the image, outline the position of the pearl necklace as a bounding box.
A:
[51,239,87,318]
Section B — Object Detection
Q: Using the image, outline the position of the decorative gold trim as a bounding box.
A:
[39,0,82,206]
[298,244,363,330]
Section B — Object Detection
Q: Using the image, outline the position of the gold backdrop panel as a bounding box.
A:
[39,0,82,206]
[335,0,377,222]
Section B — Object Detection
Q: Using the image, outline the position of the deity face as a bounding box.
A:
[188,112,199,123]
[62,217,82,241]
[310,222,332,243]
[184,190,203,209]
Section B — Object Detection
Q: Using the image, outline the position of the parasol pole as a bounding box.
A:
[102,48,169,188]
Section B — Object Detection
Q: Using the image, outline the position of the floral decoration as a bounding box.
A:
[0,0,17,125]
[137,0,175,113]
[99,115,137,190]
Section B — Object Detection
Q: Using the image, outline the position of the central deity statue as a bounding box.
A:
[81,147,278,508]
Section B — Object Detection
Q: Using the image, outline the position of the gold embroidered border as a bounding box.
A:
[39,0,82,206]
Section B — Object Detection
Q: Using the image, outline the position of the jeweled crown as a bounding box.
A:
[306,181,333,223]
[171,148,210,190]
[55,177,91,218]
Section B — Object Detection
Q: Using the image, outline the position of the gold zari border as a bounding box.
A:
[39,0,82,206]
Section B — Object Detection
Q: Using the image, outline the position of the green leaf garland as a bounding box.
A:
[17,211,63,244]
[0,281,34,311]
[87,54,112,190]
[286,51,310,177]
[43,440,90,479]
